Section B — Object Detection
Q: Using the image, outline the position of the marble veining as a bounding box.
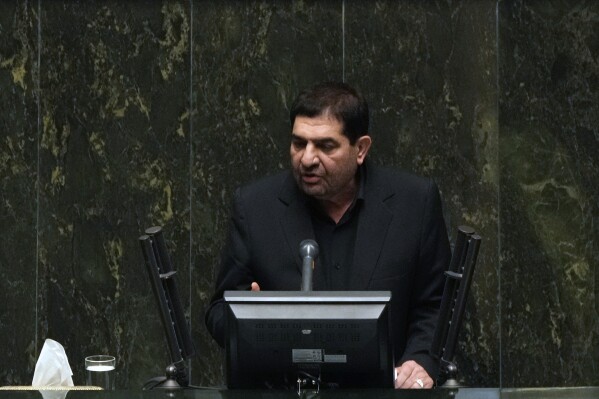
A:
[0,0,40,386]
[499,0,599,386]
[0,0,597,389]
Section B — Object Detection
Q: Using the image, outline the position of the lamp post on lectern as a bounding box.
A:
[139,226,196,390]
[431,225,481,388]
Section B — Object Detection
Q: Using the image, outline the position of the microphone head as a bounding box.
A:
[299,239,319,259]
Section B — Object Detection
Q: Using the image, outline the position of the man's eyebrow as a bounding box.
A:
[291,134,338,145]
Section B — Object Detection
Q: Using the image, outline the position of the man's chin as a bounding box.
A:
[299,183,326,199]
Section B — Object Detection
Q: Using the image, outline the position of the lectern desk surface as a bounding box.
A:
[1,387,598,399]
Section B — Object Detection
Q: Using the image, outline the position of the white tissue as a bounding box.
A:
[32,339,74,387]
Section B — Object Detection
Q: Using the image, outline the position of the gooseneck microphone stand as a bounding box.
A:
[299,239,319,292]
[431,226,481,388]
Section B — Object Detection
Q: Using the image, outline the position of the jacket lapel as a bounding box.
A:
[278,174,315,272]
[348,170,394,290]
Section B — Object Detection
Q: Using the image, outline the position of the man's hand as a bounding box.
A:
[250,282,261,291]
[394,360,433,389]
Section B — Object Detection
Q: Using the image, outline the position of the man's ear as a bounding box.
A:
[356,135,372,165]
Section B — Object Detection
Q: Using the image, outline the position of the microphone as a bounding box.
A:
[299,239,319,291]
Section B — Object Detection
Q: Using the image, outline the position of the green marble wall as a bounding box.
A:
[0,0,597,389]
[499,0,599,386]
[0,0,39,386]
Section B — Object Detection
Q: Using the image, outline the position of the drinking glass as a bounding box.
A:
[85,355,116,390]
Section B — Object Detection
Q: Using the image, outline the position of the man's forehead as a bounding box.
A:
[292,115,345,138]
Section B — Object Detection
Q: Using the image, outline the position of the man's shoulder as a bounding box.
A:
[366,164,443,217]
[368,164,434,193]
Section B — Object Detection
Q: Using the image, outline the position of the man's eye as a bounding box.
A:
[292,140,306,149]
[320,143,337,151]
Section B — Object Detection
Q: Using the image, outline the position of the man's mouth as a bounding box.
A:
[301,173,321,184]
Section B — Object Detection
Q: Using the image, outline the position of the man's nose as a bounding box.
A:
[301,144,319,167]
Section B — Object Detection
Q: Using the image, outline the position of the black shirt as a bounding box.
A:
[308,170,365,291]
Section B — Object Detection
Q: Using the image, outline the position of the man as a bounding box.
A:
[205,82,450,389]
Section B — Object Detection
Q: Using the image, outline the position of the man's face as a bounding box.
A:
[290,114,371,202]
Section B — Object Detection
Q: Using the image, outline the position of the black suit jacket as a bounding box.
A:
[205,162,450,378]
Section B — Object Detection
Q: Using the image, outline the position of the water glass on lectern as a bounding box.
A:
[85,355,116,390]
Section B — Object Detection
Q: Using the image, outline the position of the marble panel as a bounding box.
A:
[2,0,597,390]
[0,0,39,385]
[345,0,500,387]
[37,0,192,389]
[190,0,343,386]
[499,0,599,387]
